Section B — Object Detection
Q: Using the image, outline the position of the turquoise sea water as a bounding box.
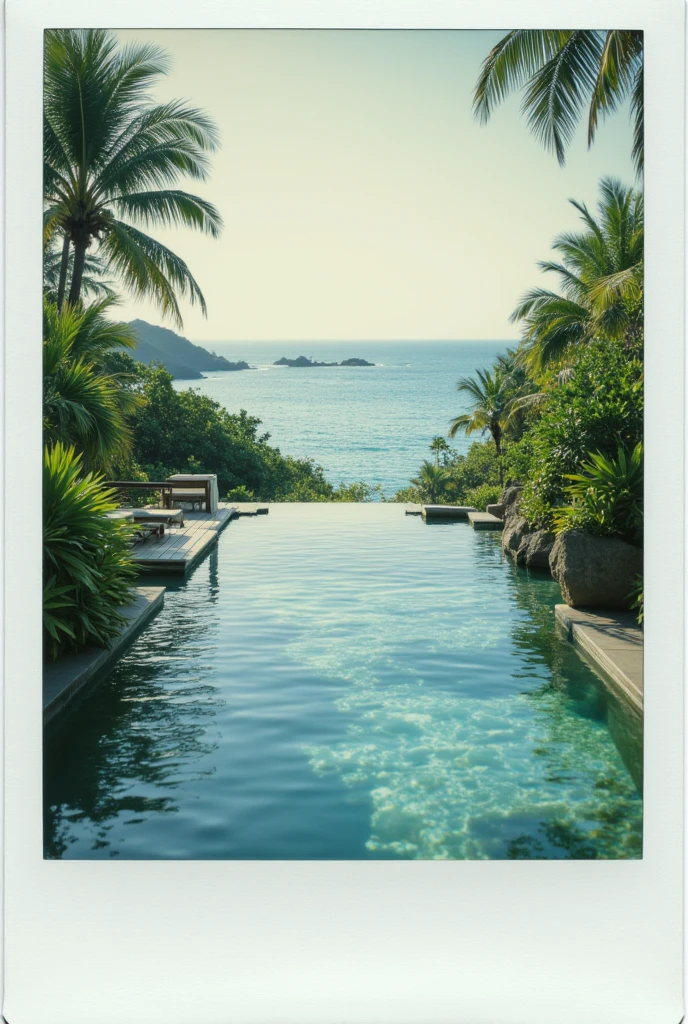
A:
[44,505,642,860]
[172,340,509,496]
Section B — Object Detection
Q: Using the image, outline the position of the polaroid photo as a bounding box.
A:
[4,0,685,1021]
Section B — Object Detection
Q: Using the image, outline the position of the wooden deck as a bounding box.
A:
[133,506,238,574]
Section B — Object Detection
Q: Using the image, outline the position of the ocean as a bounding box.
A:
[172,340,510,497]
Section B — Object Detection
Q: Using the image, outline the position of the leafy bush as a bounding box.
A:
[516,338,643,528]
[395,440,506,504]
[43,442,137,660]
[464,483,502,510]
[553,444,643,545]
[43,298,141,472]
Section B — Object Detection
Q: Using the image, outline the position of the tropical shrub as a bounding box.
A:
[516,338,643,529]
[43,298,142,471]
[464,483,502,510]
[43,442,137,660]
[553,444,643,545]
[410,461,450,503]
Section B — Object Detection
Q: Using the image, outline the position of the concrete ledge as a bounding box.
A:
[555,604,643,716]
[43,587,165,725]
[468,511,504,531]
[404,504,422,515]
[422,505,478,520]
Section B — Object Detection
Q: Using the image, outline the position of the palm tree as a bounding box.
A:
[43,297,143,471]
[44,29,222,324]
[510,178,643,370]
[429,435,451,467]
[411,461,449,504]
[43,240,115,302]
[473,30,643,175]
[449,367,523,483]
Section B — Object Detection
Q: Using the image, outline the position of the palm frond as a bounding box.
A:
[520,31,605,165]
[587,31,642,146]
[473,30,568,123]
[99,220,208,326]
[112,189,222,237]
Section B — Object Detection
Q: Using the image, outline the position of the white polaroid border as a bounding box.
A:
[5,2,685,1022]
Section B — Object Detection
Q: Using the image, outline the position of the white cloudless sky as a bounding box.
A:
[111,29,636,344]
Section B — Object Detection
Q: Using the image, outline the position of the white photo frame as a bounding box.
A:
[5,1,684,1022]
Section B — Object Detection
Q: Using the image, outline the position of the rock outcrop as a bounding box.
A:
[517,530,556,571]
[499,486,554,572]
[502,512,530,559]
[486,503,505,519]
[549,530,643,609]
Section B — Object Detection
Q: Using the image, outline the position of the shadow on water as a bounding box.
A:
[43,550,226,858]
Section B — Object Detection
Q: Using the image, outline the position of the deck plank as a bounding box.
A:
[132,507,237,574]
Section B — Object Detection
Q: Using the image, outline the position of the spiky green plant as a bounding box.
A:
[473,30,643,174]
[43,297,143,471]
[43,29,222,322]
[43,442,137,660]
[553,443,643,544]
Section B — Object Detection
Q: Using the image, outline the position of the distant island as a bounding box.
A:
[127,320,252,379]
[274,355,375,368]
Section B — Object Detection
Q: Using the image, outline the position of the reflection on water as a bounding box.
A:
[44,506,642,860]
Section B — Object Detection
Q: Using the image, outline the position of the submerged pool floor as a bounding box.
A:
[44,504,642,860]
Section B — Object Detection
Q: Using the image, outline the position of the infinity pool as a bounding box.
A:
[44,504,642,859]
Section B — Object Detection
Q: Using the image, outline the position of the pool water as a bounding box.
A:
[44,504,642,860]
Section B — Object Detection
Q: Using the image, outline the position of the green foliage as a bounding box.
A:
[43,442,137,660]
[553,444,643,544]
[473,30,643,174]
[395,440,505,505]
[629,575,644,625]
[43,298,143,472]
[511,179,643,369]
[429,435,451,466]
[464,483,502,510]
[225,485,255,502]
[516,338,643,529]
[410,461,450,503]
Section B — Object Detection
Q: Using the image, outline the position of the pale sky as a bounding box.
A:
[111,29,636,343]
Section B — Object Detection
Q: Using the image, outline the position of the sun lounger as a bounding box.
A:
[131,522,165,544]
[131,508,184,528]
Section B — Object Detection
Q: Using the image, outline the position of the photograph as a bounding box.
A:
[42,26,645,861]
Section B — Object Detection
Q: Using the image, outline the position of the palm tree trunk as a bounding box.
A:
[68,239,87,306]
[492,427,504,485]
[56,234,71,311]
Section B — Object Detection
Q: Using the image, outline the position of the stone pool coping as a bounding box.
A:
[43,587,165,725]
[554,604,643,715]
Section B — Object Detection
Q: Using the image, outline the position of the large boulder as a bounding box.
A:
[517,529,556,571]
[486,502,505,519]
[549,530,643,609]
[499,485,522,511]
[502,513,530,558]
